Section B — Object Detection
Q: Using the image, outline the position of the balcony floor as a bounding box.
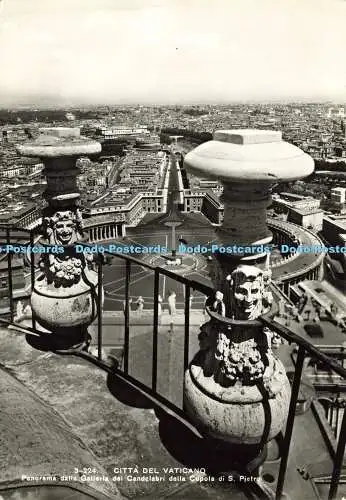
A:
[0,326,248,500]
[0,324,341,500]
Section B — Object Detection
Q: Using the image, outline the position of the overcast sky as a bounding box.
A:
[0,0,345,106]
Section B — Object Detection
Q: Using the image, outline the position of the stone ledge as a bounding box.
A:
[16,138,101,158]
[0,349,121,499]
[0,326,247,500]
[214,129,282,145]
[184,142,314,182]
[39,127,81,138]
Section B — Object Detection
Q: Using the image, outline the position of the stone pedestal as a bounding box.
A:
[183,129,314,477]
[185,129,314,311]
[16,128,102,350]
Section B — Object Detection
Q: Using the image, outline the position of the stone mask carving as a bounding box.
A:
[227,264,273,320]
[55,219,75,244]
[42,209,83,245]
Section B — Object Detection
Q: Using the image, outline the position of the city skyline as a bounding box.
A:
[0,0,346,106]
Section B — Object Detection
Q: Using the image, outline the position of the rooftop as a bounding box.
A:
[324,215,346,229]
[288,206,324,216]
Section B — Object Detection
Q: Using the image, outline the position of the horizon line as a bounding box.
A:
[1,98,346,110]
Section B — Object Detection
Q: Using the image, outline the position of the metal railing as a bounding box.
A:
[260,317,346,499]
[1,226,346,500]
[320,396,346,441]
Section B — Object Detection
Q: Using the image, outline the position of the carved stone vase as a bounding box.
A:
[16,128,102,349]
[183,129,314,473]
[184,263,291,470]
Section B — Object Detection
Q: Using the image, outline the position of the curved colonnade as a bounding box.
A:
[85,222,126,242]
[7,215,324,296]
[84,217,324,295]
[268,218,324,295]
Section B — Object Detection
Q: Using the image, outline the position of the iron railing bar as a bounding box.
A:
[1,242,345,381]
[183,285,191,372]
[182,285,191,408]
[152,269,159,392]
[29,231,36,330]
[97,256,103,361]
[123,259,131,374]
[261,317,346,380]
[276,345,305,500]
[334,403,340,440]
[328,408,346,499]
[6,228,14,323]
[1,235,346,379]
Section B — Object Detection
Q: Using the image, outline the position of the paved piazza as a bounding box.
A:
[103,233,212,311]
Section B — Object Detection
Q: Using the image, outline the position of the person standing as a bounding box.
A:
[158,294,163,315]
[123,298,132,314]
[136,296,144,313]
[167,291,176,333]
[167,291,177,315]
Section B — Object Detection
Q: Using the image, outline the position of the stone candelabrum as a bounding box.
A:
[183,130,314,476]
[16,128,102,350]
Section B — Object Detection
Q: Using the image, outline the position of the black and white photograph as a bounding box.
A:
[0,1,346,499]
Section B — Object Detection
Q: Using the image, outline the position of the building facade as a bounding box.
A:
[331,187,346,205]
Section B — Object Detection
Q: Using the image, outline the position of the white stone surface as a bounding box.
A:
[31,274,99,330]
[184,358,290,444]
[17,135,101,157]
[39,127,81,138]
[214,129,282,145]
[184,128,314,182]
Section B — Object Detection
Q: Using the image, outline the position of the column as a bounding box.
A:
[183,129,314,478]
[16,127,102,350]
